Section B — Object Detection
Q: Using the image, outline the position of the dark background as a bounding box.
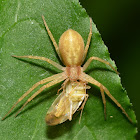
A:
[79,0,140,139]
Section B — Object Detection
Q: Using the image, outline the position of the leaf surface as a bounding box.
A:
[0,0,137,139]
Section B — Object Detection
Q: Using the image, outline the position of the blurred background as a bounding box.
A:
[80,0,140,139]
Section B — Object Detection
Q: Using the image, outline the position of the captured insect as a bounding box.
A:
[46,81,90,125]
[2,15,132,125]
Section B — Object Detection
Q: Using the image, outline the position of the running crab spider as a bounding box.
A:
[2,15,132,125]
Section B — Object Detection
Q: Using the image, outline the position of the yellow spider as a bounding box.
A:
[2,16,132,125]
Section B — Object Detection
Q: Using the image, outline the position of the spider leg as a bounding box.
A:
[2,73,65,120]
[79,94,89,124]
[100,85,106,120]
[77,82,88,111]
[77,94,89,111]
[57,79,69,95]
[83,56,119,74]
[42,15,61,59]
[15,75,67,117]
[12,55,64,71]
[81,73,132,123]
[82,18,92,62]
[57,86,63,95]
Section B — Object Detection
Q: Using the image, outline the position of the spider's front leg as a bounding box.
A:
[15,74,67,117]
[81,73,132,123]
[57,79,69,95]
[100,85,107,120]
[2,73,66,120]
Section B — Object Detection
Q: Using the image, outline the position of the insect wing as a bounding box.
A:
[46,82,86,126]
[46,91,70,125]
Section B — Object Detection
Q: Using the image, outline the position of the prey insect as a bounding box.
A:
[2,15,132,125]
[46,81,90,125]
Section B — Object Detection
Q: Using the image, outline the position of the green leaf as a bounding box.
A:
[0,0,137,139]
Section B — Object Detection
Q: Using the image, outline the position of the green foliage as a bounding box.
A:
[0,0,137,139]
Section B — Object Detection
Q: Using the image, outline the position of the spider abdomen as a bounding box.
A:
[59,29,84,66]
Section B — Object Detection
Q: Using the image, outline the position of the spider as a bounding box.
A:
[2,16,132,124]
